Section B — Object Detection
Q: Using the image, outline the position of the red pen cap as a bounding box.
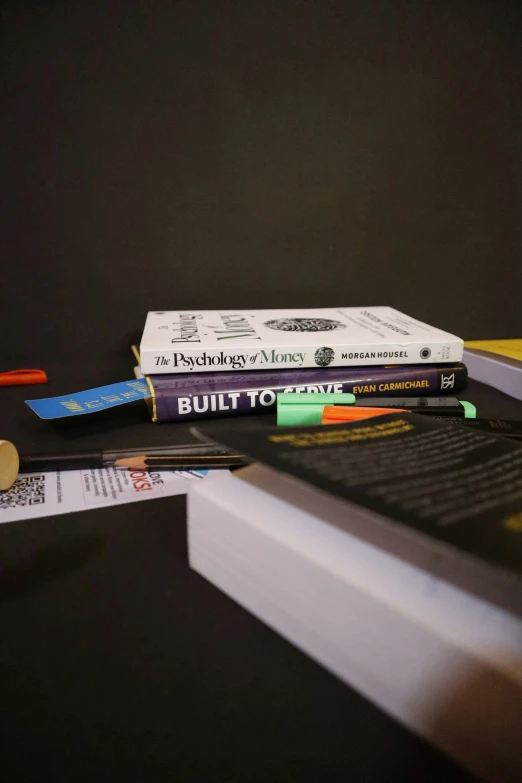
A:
[0,369,48,387]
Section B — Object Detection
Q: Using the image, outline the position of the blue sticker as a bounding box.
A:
[176,469,208,479]
[26,379,151,419]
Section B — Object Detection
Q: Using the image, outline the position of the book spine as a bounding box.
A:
[151,364,467,422]
[140,340,464,375]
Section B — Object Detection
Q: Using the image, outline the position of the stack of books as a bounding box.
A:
[134,307,522,778]
[135,307,466,422]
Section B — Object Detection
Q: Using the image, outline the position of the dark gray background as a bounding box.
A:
[2,0,521,363]
[1,2,521,781]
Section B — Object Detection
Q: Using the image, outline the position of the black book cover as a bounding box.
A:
[197,413,522,615]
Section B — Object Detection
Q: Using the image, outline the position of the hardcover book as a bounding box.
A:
[188,437,522,781]
[139,307,463,375]
[132,347,467,422]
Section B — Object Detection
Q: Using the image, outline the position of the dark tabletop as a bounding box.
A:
[2,357,522,783]
[2,2,522,781]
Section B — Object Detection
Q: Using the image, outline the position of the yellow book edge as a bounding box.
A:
[132,344,157,423]
[465,339,522,363]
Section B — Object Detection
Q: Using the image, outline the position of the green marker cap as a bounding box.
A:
[277,392,356,426]
[460,400,477,419]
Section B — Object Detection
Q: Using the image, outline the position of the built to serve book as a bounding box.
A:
[188,414,522,781]
[132,347,466,422]
[140,307,463,375]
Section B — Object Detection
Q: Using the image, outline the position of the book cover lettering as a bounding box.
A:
[135,357,467,423]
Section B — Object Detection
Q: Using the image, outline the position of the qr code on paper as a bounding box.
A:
[0,475,46,509]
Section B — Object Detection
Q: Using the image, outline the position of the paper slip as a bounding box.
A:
[0,466,210,524]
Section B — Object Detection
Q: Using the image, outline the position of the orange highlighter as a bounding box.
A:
[322,405,406,424]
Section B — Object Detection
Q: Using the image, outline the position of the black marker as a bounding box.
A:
[353,396,475,418]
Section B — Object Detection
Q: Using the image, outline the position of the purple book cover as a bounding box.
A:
[138,357,467,423]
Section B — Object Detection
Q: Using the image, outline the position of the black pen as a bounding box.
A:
[17,443,249,474]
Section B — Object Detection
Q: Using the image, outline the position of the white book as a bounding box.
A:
[188,466,522,782]
[140,307,463,374]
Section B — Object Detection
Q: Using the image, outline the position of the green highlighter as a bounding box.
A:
[276,393,356,426]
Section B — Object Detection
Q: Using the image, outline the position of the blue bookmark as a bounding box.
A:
[26,379,151,419]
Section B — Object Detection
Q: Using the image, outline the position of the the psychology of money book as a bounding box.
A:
[139,307,464,375]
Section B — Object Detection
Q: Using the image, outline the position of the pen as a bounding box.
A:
[16,444,249,475]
